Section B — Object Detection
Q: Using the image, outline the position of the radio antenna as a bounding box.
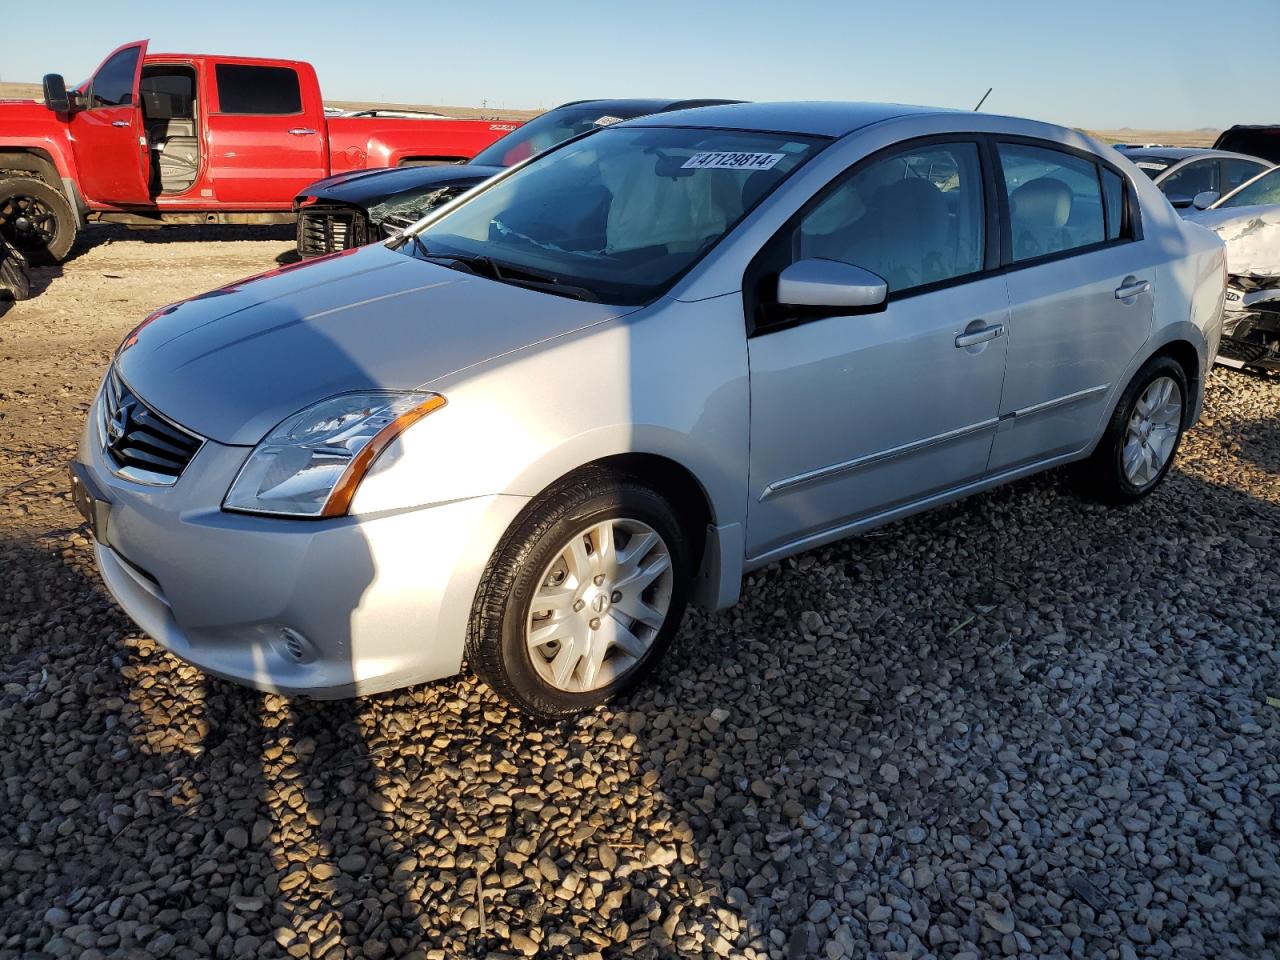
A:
[973,87,993,111]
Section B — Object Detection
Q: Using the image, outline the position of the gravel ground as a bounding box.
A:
[1,229,1279,960]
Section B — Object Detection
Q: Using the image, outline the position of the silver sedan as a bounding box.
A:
[71,102,1226,717]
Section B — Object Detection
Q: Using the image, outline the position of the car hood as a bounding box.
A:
[1187,204,1280,280]
[116,243,632,445]
[300,163,505,206]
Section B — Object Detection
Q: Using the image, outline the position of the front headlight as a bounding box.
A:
[224,391,446,518]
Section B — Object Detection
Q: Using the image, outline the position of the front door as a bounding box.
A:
[69,41,152,205]
[987,141,1155,472]
[745,139,1010,560]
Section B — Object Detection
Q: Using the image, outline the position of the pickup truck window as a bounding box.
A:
[214,64,302,115]
[90,47,141,109]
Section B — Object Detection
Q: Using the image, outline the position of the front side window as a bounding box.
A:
[89,47,141,109]
[215,64,302,115]
[1222,158,1269,193]
[410,126,824,304]
[1159,159,1218,199]
[795,141,985,293]
[999,143,1105,261]
[1218,166,1280,209]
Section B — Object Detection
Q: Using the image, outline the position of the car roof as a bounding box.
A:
[551,98,740,117]
[619,101,959,138]
[1117,146,1265,163]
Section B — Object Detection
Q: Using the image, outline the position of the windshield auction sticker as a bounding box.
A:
[681,152,785,171]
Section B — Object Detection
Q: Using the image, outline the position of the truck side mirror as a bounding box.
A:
[42,74,71,114]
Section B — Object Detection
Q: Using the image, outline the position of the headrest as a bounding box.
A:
[1010,177,1072,229]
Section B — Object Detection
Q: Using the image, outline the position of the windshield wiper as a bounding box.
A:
[401,239,599,302]
[437,252,599,302]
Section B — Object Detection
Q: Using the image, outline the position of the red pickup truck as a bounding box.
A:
[0,41,519,262]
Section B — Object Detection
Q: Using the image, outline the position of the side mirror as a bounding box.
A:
[776,258,888,311]
[1192,190,1220,210]
[1167,193,1193,209]
[42,74,70,113]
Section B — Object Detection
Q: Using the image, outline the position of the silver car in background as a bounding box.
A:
[71,102,1226,718]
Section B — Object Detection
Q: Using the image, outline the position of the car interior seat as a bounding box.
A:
[1009,177,1074,259]
[140,77,198,195]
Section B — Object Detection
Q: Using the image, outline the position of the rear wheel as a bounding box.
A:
[1072,356,1187,504]
[0,177,77,264]
[467,470,692,719]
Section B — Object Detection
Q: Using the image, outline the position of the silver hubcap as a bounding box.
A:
[526,518,673,693]
[1122,376,1182,488]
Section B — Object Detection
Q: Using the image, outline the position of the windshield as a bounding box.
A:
[1218,167,1280,208]
[407,125,825,304]
[472,106,643,168]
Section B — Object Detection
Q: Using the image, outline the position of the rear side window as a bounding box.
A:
[998,143,1105,261]
[796,141,986,294]
[215,64,302,115]
[89,47,141,109]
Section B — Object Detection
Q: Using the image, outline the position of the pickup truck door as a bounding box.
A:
[70,40,153,205]
[204,61,328,205]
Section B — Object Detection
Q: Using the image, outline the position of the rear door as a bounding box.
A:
[69,40,153,205]
[987,140,1155,473]
[204,61,327,205]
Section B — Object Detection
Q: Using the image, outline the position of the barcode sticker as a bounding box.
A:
[594,115,624,126]
[681,151,784,171]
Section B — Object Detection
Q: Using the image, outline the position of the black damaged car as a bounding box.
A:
[292,98,736,258]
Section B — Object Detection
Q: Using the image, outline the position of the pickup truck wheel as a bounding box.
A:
[0,178,77,265]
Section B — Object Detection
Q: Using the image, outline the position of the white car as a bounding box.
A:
[71,102,1226,717]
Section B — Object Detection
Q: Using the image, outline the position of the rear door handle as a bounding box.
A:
[288,127,318,136]
[1115,278,1151,300]
[955,323,1004,348]
[111,120,130,128]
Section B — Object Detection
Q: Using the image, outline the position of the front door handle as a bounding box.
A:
[955,323,1004,348]
[111,119,130,128]
[288,127,318,136]
[1115,277,1151,300]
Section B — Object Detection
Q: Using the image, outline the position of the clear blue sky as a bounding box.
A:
[3,0,1274,130]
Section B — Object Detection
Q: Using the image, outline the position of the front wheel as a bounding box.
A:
[1072,356,1188,504]
[467,470,692,719]
[0,177,78,265]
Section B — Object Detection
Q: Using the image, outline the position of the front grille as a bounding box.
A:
[297,206,369,257]
[99,367,203,485]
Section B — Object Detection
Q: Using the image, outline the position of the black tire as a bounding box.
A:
[0,236,29,301]
[467,468,693,719]
[0,177,78,265]
[1072,355,1188,505]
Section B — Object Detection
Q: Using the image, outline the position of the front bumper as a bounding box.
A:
[75,399,527,697]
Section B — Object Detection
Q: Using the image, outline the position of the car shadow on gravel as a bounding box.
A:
[4,435,1278,957]
[638,464,1280,958]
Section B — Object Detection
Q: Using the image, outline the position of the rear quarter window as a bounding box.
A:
[215,64,302,115]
